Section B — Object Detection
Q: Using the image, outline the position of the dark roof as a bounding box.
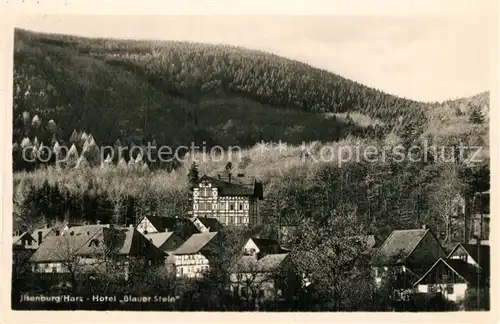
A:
[374,229,429,265]
[414,258,484,286]
[141,216,179,232]
[197,174,263,198]
[250,237,281,254]
[173,232,218,255]
[13,232,36,245]
[191,217,222,232]
[451,243,490,274]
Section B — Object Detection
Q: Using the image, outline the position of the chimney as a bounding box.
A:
[45,224,50,229]
[422,224,427,230]
[217,174,221,180]
[129,224,133,228]
[228,173,232,183]
[97,220,101,225]
[38,231,43,245]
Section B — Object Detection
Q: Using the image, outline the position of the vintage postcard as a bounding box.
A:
[1,0,498,322]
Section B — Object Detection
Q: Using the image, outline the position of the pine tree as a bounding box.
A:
[188,162,199,187]
[31,115,41,129]
[69,129,79,144]
[117,157,128,170]
[65,144,79,168]
[47,119,57,134]
[469,105,484,124]
[75,155,89,169]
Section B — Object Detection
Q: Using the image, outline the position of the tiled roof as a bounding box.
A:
[30,235,90,262]
[197,174,263,198]
[30,226,164,262]
[374,229,429,265]
[144,232,175,249]
[62,224,109,237]
[173,232,218,255]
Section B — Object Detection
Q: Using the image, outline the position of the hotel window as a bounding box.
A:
[230,203,235,211]
[446,284,454,294]
[239,203,243,210]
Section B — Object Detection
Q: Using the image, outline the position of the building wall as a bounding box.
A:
[174,253,210,278]
[242,239,261,256]
[33,262,68,273]
[417,283,468,302]
[192,181,259,226]
[136,217,159,234]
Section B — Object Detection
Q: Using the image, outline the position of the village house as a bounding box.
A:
[171,232,218,278]
[12,232,38,267]
[190,173,264,227]
[229,252,298,308]
[413,240,490,309]
[29,224,165,277]
[136,215,221,239]
[242,237,283,257]
[372,226,447,300]
[13,232,37,250]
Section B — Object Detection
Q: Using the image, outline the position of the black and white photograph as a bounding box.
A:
[7,2,495,315]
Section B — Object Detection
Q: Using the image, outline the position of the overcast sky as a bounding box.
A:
[16,13,495,102]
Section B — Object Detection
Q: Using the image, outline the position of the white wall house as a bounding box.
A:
[171,232,218,278]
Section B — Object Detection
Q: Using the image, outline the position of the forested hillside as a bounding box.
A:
[12,29,490,245]
[13,28,433,148]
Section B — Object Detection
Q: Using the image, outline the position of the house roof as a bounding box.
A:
[13,232,36,245]
[250,237,281,254]
[449,243,490,274]
[233,253,289,273]
[374,229,429,265]
[30,226,164,262]
[62,224,109,237]
[173,232,218,255]
[32,227,56,239]
[193,217,222,232]
[30,235,91,262]
[144,232,175,249]
[413,258,484,286]
[197,174,263,198]
[141,216,179,232]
